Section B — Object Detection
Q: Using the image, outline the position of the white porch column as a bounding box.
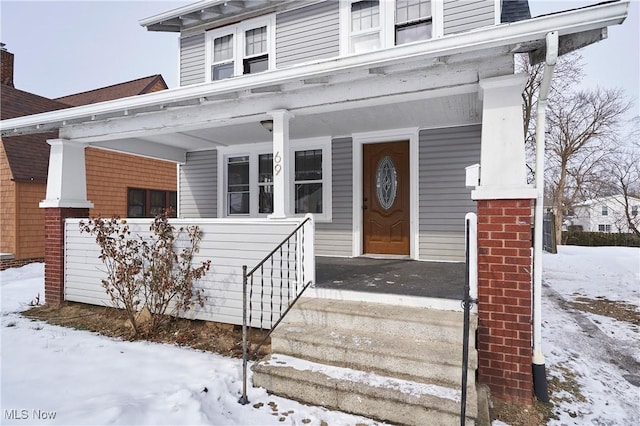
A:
[472,74,536,200]
[269,110,293,219]
[39,139,93,208]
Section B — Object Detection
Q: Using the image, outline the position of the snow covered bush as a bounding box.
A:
[80,212,210,336]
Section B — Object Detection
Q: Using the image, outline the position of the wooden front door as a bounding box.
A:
[363,141,410,255]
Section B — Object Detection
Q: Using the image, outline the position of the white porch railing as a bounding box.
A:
[64,216,315,327]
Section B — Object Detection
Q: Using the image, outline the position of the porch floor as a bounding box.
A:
[314,256,466,300]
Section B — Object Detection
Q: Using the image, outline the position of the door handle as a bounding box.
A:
[363,197,368,202]
[363,205,368,210]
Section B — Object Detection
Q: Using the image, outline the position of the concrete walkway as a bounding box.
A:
[315,256,466,300]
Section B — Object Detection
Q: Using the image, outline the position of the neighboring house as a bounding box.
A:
[570,195,640,233]
[0,46,177,270]
[0,0,629,410]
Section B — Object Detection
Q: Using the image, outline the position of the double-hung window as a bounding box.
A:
[395,0,432,45]
[206,15,275,81]
[602,205,609,216]
[349,0,382,54]
[598,224,612,233]
[211,34,235,80]
[294,149,323,214]
[224,150,274,216]
[341,0,435,54]
[220,139,331,220]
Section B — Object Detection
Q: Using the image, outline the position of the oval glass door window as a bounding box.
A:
[376,156,398,210]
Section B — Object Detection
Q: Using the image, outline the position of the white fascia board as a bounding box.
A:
[1,1,628,136]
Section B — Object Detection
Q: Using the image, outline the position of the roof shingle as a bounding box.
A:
[1,74,167,183]
[54,75,167,106]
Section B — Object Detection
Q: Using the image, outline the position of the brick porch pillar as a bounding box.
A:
[40,139,93,306]
[476,199,533,403]
[43,207,90,305]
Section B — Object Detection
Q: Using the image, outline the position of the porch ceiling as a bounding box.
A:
[91,91,482,159]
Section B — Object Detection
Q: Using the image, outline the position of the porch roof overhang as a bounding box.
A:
[0,1,628,163]
[139,0,296,33]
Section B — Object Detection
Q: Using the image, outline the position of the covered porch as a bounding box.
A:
[315,256,466,301]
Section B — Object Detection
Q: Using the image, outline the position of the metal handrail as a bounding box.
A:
[460,213,478,425]
[239,216,313,404]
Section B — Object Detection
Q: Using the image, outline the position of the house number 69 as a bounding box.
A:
[274,152,282,176]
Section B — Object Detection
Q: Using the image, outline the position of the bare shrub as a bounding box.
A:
[80,212,210,336]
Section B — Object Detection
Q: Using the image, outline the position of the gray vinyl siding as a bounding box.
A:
[276,2,340,68]
[443,0,495,35]
[179,150,217,218]
[316,137,353,257]
[180,33,206,86]
[419,125,481,262]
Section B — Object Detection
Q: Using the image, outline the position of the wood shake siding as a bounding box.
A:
[443,0,495,35]
[178,150,218,218]
[0,143,16,255]
[316,137,353,257]
[419,125,481,262]
[180,33,206,86]
[85,148,177,218]
[276,2,340,68]
[15,182,46,259]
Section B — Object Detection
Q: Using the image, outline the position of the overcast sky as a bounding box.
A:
[1,0,638,119]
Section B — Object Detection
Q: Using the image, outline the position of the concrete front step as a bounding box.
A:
[284,298,477,344]
[271,323,477,388]
[253,354,477,426]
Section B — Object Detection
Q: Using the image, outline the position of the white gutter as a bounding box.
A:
[532,31,558,383]
[0,0,628,136]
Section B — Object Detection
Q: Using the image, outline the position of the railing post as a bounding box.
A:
[461,213,478,425]
[239,264,249,405]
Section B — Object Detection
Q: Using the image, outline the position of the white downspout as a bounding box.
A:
[532,31,558,401]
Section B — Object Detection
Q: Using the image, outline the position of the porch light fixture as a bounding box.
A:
[260,119,274,133]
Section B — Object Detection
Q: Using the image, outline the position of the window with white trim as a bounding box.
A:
[294,149,323,214]
[350,0,382,54]
[602,205,609,216]
[227,156,250,215]
[206,15,275,81]
[258,153,273,214]
[598,224,612,232]
[341,0,434,54]
[220,139,332,221]
[395,0,432,45]
[632,205,638,217]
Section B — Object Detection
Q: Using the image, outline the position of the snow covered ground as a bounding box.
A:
[1,246,638,425]
[541,246,639,425]
[0,263,385,426]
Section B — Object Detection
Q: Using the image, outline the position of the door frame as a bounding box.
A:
[352,127,419,259]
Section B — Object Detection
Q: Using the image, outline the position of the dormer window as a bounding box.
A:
[395,0,432,45]
[206,15,275,81]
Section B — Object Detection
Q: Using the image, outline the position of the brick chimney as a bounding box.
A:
[1,43,15,87]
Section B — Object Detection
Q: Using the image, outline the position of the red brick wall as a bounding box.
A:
[44,207,89,305]
[0,256,43,271]
[476,199,534,404]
